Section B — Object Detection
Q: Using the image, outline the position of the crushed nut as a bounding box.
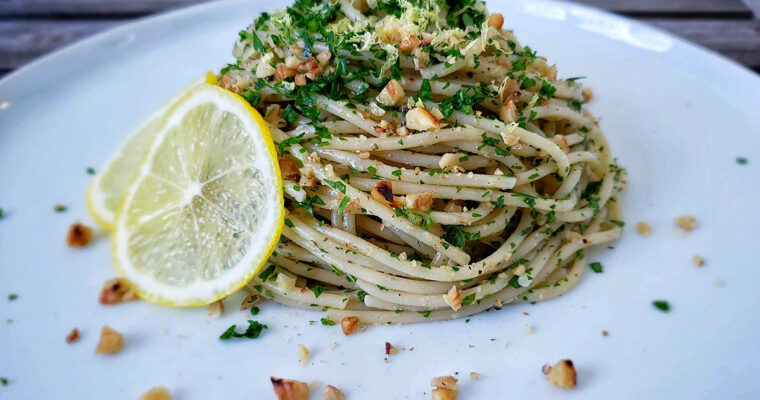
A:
[66,328,80,344]
[405,107,440,131]
[636,221,652,236]
[582,87,593,102]
[323,385,345,400]
[370,180,404,207]
[139,387,171,400]
[207,300,225,318]
[298,344,310,366]
[271,377,310,400]
[545,359,577,390]
[431,376,459,400]
[405,192,433,211]
[469,372,481,380]
[376,79,405,106]
[95,326,124,354]
[692,255,705,267]
[66,223,93,248]
[255,62,276,79]
[99,278,137,305]
[341,316,360,335]
[399,36,422,52]
[443,286,462,311]
[488,13,504,30]
[275,64,297,82]
[438,153,463,171]
[385,342,398,355]
[675,216,697,231]
[552,135,570,153]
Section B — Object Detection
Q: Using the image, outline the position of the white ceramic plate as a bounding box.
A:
[1,1,759,398]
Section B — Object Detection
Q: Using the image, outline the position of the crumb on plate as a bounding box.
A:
[139,387,171,400]
[66,328,80,344]
[95,326,124,354]
[99,278,137,305]
[635,222,651,236]
[66,223,93,247]
[271,377,310,400]
[544,359,577,390]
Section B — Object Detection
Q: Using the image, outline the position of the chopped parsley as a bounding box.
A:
[219,320,267,340]
[652,300,670,312]
[320,318,337,326]
[589,262,603,273]
[736,157,748,165]
[8,294,17,301]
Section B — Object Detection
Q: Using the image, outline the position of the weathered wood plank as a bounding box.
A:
[645,18,760,67]
[0,0,753,18]
[1,18,759,71]
[0,20,119,69]
[0,0,206,17]
[575,0,753,17]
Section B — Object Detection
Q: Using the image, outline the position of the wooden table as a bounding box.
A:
[1,0,759,76]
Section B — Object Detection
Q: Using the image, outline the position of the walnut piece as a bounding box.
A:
[545,359,577,390]
[385,342,398,355]
[443,286,462,311]
[66,223,93,248]
[99,278,137,305]
[271,377,310,400]
[431,376,459,400]
[675,216,697,231]
[207,300,225,318]
[322,385,345,400]
[636,221,652,236]
[399,36,422,53]
[376,79,405,106]
[95,326,124,354]
[298,344,310,366]
[341,316,359,336]
[405,192,433,211]
[140,387,172,400]
[488,13,504,30]
[65,328,80,344]
[406,107,440,131]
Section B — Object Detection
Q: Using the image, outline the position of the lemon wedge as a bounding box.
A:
[112,83,284,306]
[87,72,217,230]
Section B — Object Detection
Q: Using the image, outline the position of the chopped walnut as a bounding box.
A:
[545,359,577,390]
[317,49,332,65]
[207,300,224,318]
[279,158,300,181]
[499,100,517,123]
[406,107,440,131]
[66,223,93,248]
[405,192,433,211]
[582,87,593,102]
[66,328,80,344]
[443,286,462,311]
[298,344,310,366]
[255,62,276,79]
[298,166,316,187]
[341,316,360,336]
[438,153,463,172]
[377,79,405,106]
[431,376,459,400]
[675,216,697,231]
[275,64,297,82]
[370,180,404,207]
[385,342,398,355]
[692,255,705,267]
[552,135,570,153]
[399,36,422,53]
[636,221,652,236]
[323,385,345,400]
[295,74,307,86]
[99,278,137,305]
[271,377,310,400]
[139,387,171,400]
[95,326,124,354]
[488,13,504,30]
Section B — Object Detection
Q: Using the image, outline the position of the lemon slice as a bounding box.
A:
[112,83,284,306]
[87,72,217,230]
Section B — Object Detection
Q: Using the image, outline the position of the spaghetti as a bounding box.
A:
[216,0,627,324]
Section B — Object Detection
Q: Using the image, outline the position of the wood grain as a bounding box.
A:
[578,0,752,17]
[0,0,206,17]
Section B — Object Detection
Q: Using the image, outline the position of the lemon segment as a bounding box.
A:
[112,83,283,306]
[87,72,218,230]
